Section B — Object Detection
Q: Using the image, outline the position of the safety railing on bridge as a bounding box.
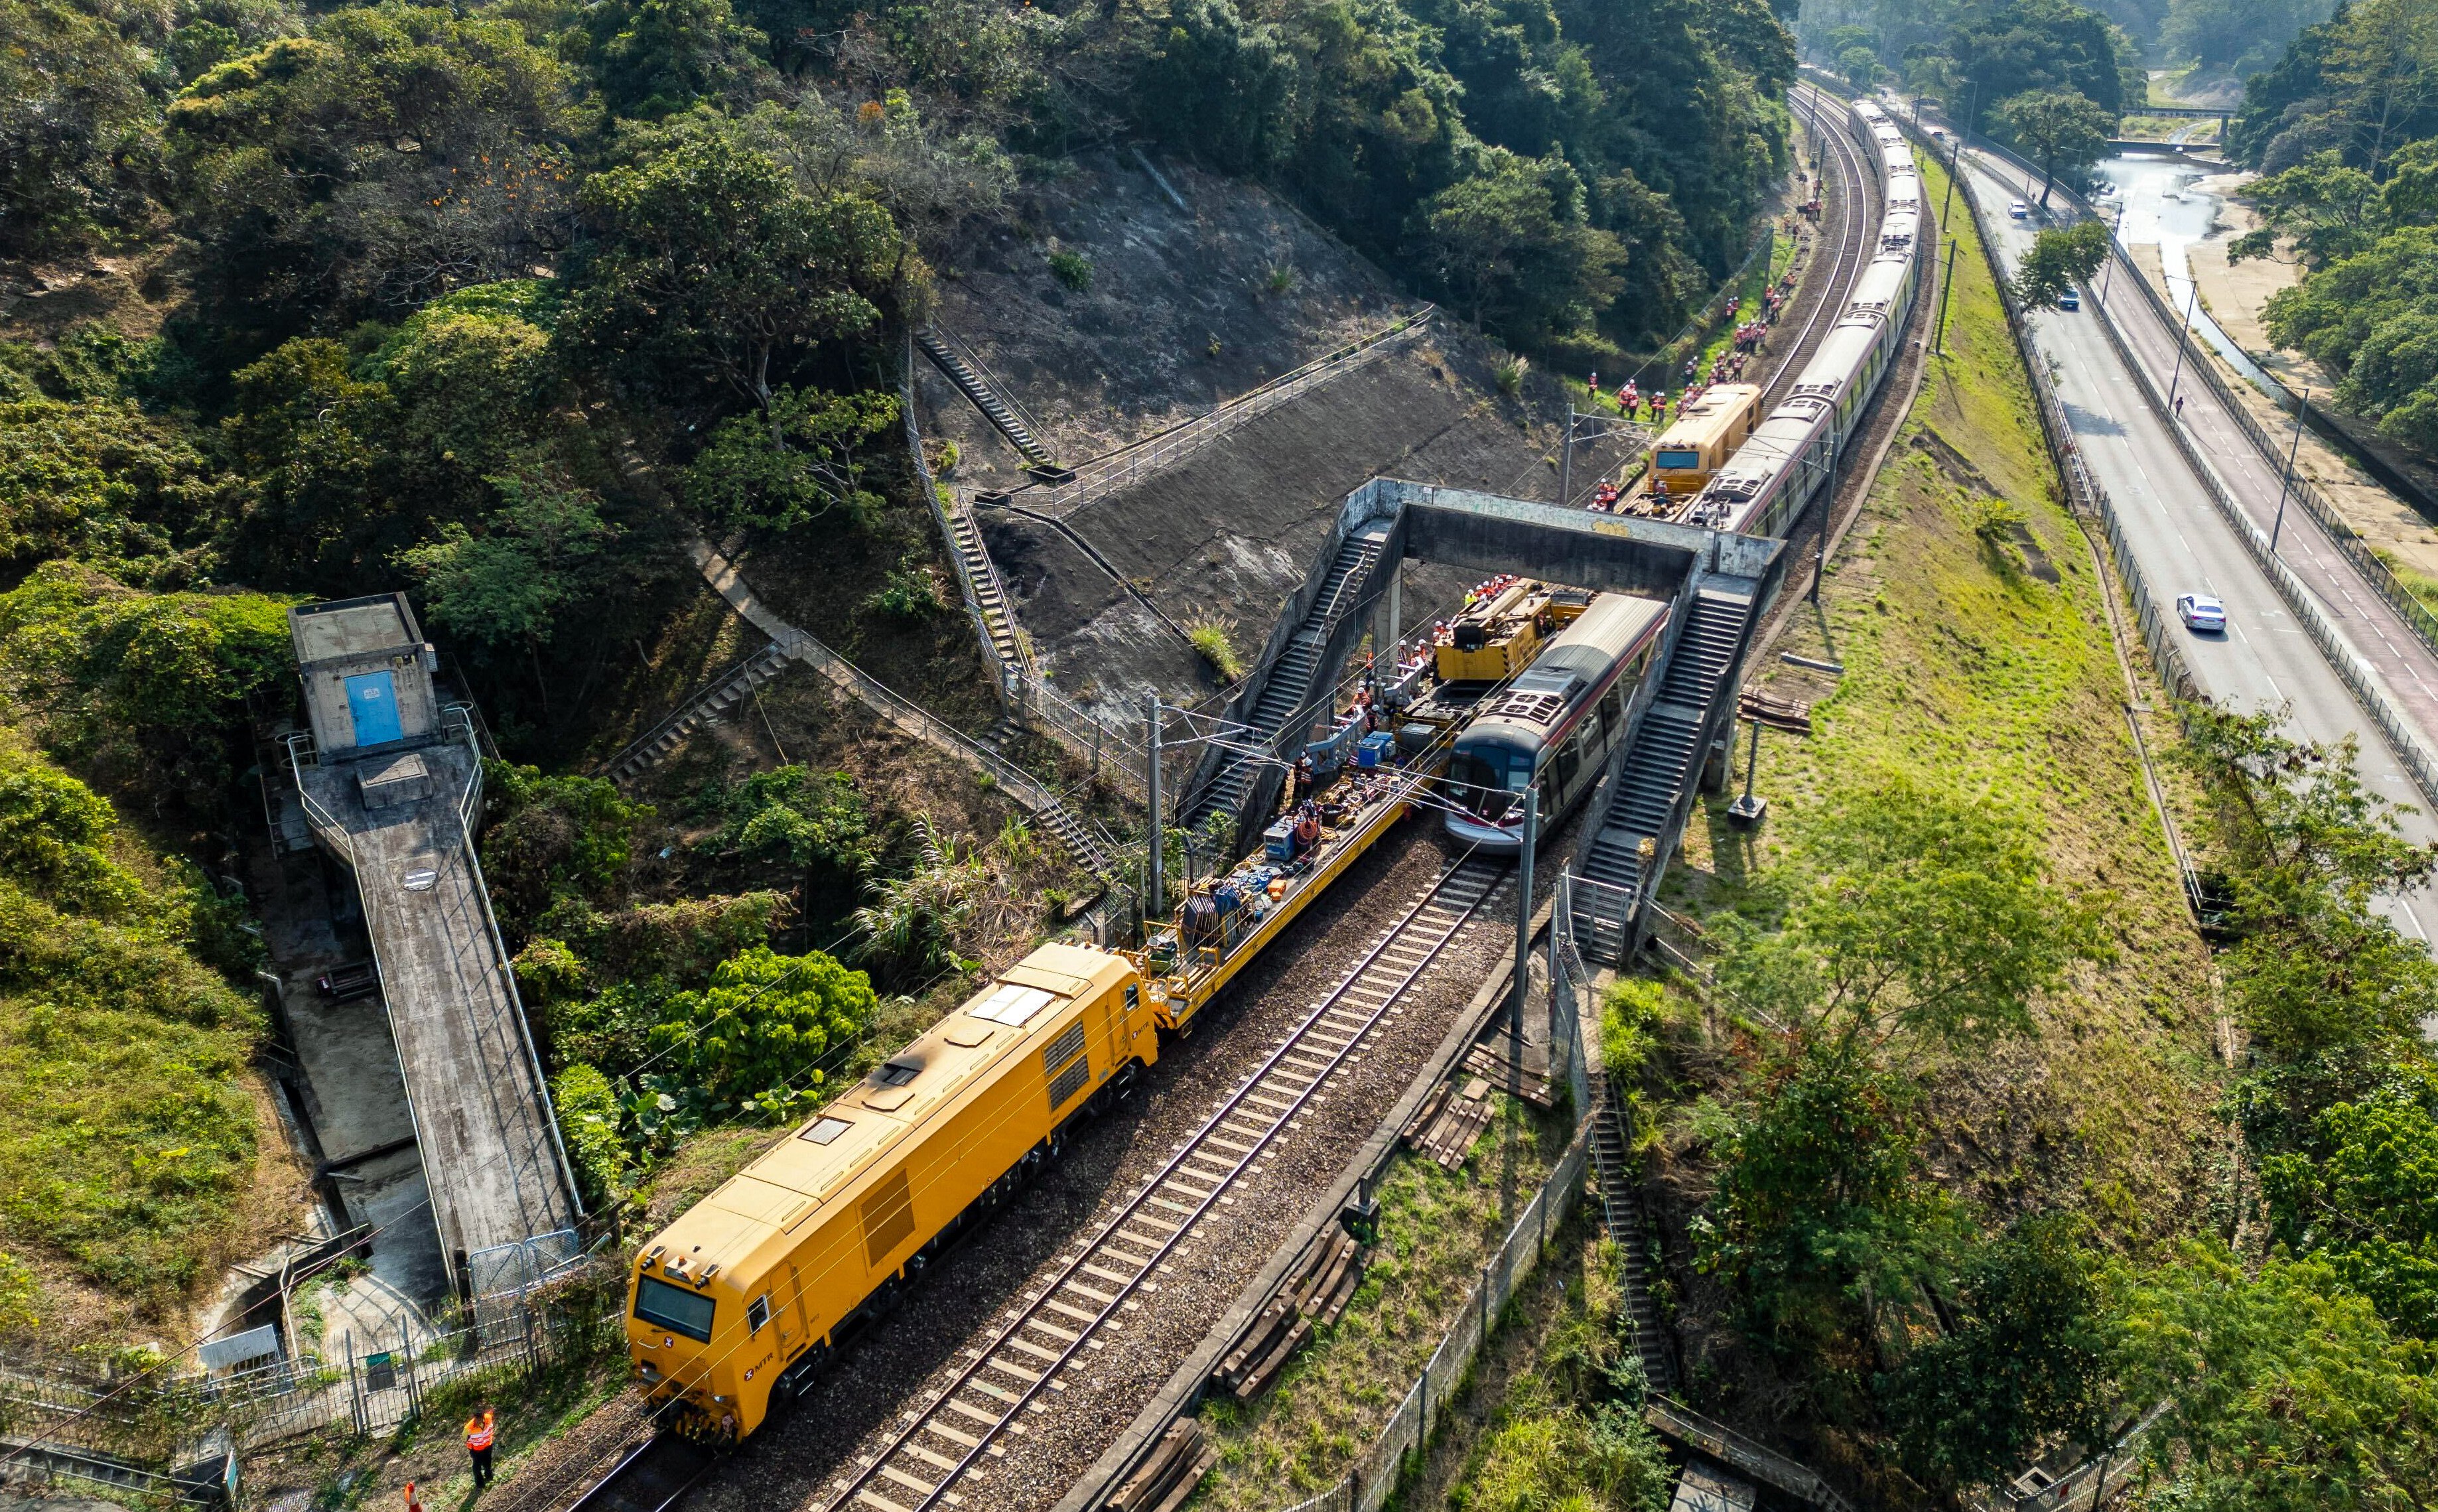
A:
[281,733,354,869]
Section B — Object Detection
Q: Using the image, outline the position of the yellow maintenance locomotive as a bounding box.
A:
[627,945,1158,1439]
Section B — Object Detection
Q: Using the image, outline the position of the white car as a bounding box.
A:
[2177,593,2227,632]
[2007,198,2031,218]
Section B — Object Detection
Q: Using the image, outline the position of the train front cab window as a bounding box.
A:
[636,1276,714,1342]
[1448,744,1531,819]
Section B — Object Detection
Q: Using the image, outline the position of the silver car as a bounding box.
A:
[2177,593,2227,632]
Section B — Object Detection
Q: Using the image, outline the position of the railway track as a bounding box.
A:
[1767,82,1878,408]
[567,1436,718,1512]
[818,853,1514,1512]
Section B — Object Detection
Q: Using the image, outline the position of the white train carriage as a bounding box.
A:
[1684,95,1925,540]
[1444,594,1670,853]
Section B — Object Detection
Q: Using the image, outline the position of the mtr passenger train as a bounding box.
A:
[1686,96,1923,539]
[1438,94,1921,853]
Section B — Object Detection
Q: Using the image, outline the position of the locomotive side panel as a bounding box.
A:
[627,947,1156,1440]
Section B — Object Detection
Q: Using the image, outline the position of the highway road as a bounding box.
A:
[1951,143,2438,939]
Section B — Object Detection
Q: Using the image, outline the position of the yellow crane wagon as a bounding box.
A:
[625,944,1157,1441]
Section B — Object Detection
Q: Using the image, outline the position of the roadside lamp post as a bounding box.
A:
[2097,200,2127,309]
[2165,277,2201,416]
[2269,387,2312,555]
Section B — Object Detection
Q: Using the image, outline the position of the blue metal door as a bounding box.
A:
[345,671,403,745]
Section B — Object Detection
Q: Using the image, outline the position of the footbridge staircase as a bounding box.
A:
[1180,521,1394,845]
[917,326,1053,466]
[1572,583,1760,963]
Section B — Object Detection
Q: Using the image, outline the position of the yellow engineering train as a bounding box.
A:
[627,945,1157,1439]
[1641,383,1762,504]
[622,582,1591,1442]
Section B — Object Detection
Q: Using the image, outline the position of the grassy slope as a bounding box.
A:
[1662,147,2226,1240]
[0,732,288,1334]
[1190,1098,1565,1509]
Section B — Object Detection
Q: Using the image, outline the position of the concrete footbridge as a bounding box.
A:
[1181,478,1789,965]
[285,595,582,1310]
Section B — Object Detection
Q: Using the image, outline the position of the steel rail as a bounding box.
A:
[565,1436,718,1512]
[820,853,1513,1512]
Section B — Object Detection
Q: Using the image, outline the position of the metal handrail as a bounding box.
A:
[594,642,789,778]
[283,733,354,868]
[924,324,1050,448]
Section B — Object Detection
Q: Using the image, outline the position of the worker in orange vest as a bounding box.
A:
[464,1408,496,1488]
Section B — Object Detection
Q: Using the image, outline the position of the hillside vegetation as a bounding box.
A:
[0,726,275,1330]
[0,0,1817,1336]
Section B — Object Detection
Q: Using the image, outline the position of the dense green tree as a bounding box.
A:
[560,113,900,413]
[1882,1216,2120,1492]
[2013,218,2114,307]
[1692,1046,1966,1354]
[0,0,167,254]
[551,1061,634,1206]
[2230,149,2392,267]
[0,735,266,1303]
[2179,710,2438,1085]
[216,336,407,586]
[2115,1242,2438,1508]
[0,563,293,821]
[1138,0,1301,176]
[1418,148,1627,344]
[398,469,615,697]
[573,0,774,121]
[164,4,586,335]
[2260,1066,2438,1336]
[0,393,239,584]
[645,944,877,1106]
[1995,87,2117,205]
[2161,0,2336,74]
[480,760,652,937]
[2264,224,2438,449]
[367,279,573,482]
[2230,0,2438,172]
[680,385,900,533]
[701,764,874,874]
[1942,0,2128,123]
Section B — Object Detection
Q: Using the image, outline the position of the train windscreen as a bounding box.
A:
[1448,744,1532,819]
[1655,449,1700,470]
[636,1276,716,1342]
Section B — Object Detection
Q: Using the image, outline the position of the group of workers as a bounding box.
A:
[1585,373,1672,425]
